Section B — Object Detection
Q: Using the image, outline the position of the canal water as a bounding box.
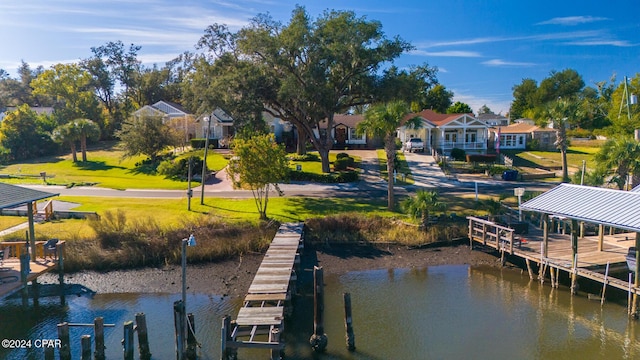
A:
[2,265,639,359]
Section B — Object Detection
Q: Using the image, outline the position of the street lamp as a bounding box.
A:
[180,234,196,359]
[200,114,213,205]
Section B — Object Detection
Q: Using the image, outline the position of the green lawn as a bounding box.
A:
[288,151,361,174]
[0,143,229,190]
[503,143,600,171]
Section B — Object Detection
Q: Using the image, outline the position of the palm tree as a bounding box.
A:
[52,122,81,162]
[358,101,421,210]
[73,119,101,162]
[402,190,444,229]
[544,97,580,183]
[595,136,640,189]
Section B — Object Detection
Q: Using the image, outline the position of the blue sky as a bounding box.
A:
[1,0,638,115]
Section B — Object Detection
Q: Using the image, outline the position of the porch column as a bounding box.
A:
[462,127,466,151]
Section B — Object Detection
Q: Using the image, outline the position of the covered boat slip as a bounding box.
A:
[467,183,640,316]
[0,183,63,302]
[222,222,304,360]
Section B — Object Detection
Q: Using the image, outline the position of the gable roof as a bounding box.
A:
[409,109,478,127]
[333,114,364,128]
[520,183,640,233]
[496,122,538,134]
[0,183,59,209]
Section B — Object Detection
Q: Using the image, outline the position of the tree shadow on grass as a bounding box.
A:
[74,160,126,171]
[127,163,158,175]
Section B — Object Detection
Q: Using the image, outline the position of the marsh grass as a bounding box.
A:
[305,213,467,247]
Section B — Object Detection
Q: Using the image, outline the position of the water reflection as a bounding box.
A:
[1,265,639,359]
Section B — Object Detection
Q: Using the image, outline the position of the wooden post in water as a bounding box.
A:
[44,346,54,360]
[58,322,71,360]
[58,242,65,306]
[525,259,534,280]
[343,292,356,351]
[174,300,185,360]
[550,267,556,288]
[309,266,328,352]
[123,320,134,360]
[601,261,610,306]
[570,220,579,295]
[19,251,29,308]
[632,232,640,317]
[186,313,197,360]
[136,313,152,360]
[95,317,106,360]
[270,328,281,360]
[81,334,91,360]
[221,316,230,360]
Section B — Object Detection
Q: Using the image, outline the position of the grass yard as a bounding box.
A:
[0,143,229,190]
[288,151,361,174]
[502,141,601,172]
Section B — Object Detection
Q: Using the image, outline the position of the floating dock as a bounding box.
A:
[222,222,304,360]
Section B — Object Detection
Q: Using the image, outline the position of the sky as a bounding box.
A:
[1,0,639,115]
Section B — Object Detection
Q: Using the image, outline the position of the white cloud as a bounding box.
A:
[536,16,609,26]
[482,59,537,67]
[564,39,634,47]
[452,91,511,116]
[409,50,482,57]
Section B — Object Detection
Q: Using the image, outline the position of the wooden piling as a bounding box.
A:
[570,220,579,295]
[58,242,65,306]
[343,292,356,351]
[44,346,54,360]
[601,262,610,306]
[221,316,230,360]
[136,313,152,360]
[57,322,71,360]
[186,313,197,360]
[598,224,604,252]
[19,252,28,308]
[94,317,106,360]
[309,266,328,352]
[123,320,134,360]
[525,259,534,280]
[81,334,91,360]
[174,300,185,360]
[270,328,281,360]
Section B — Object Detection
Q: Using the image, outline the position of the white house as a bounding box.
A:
[398,109,489,155]
[491,122,557,151]
[477,112,509,127]
[133,101,233,146]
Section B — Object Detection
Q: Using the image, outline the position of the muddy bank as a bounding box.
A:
[38,244,501,297]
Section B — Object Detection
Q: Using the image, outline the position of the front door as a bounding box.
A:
[335,127,347,147]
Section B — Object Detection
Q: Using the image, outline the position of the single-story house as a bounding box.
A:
[133,101,233,146]
[490,122,557,151]
[0,106,54,122]
[315,114,382,149]
[398,109,489,155]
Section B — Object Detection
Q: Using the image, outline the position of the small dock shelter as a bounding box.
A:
[0,183,61,301]
[520,183,640,314]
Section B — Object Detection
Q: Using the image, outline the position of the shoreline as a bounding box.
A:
[37,244,502,298]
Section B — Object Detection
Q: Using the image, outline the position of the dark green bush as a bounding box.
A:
[333,157,353,171]
[191,138,219,149]
[465,154,497,163]
[157,156,203,180]
[451,148,466,161]
[336,152,350,159]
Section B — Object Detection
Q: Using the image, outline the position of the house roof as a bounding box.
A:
[520,183,640,233]
[211,108,233,124]
[333,114,364,128]
[477,112,508,121]
[496,122,538,134]
[0,183,59,210]
[407,109,478,127]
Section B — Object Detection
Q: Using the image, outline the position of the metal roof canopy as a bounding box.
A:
[520,183,640,233]
[0,183,59,209]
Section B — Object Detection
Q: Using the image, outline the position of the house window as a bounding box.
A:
[501,134,517,147]
[518,136,524,145]
[445,131,457,143]
[349,128,364,140]
[465,131,477,143]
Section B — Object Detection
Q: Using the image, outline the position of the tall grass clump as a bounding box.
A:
[305,213,467,247]
[60,211,279,272]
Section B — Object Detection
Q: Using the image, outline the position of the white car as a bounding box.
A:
[404,138,425,152]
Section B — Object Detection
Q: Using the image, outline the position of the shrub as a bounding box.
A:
[465,154,497,163]
[336,152,350,159]
[287,153,320,162]
[190,138,219,149]
[333,156,355,171]
[288,169,358,183]
[157,157,203,180]
[451,148,466,161]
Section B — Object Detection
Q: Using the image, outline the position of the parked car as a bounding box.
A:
[404,138,425,153]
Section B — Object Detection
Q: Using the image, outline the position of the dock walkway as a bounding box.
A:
[467,217,638,297]
[222,223,304,360]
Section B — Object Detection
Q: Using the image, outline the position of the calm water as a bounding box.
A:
[2,265,640,360]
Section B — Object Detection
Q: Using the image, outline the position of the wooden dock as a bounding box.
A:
[222,223,304,360]
[467,217,639,298]
[0,240,65,301]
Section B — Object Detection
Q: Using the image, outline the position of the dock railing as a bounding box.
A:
[468,216,517,254]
